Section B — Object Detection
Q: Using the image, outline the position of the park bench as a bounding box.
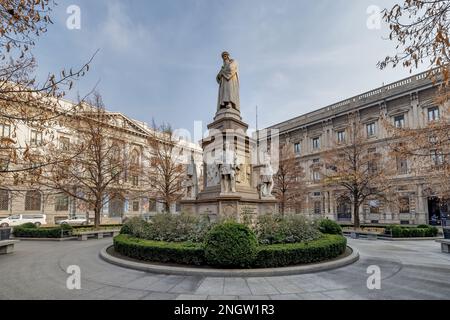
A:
[0,240,19,254]
[77,229,120,241]
[344,230,379,240]
[436,239,450,254]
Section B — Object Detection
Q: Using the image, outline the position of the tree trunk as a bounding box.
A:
[94,207,101,229]
[165,202,170,213]
[353,201,360,230]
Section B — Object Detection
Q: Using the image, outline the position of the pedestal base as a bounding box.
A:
[180,196,278,222]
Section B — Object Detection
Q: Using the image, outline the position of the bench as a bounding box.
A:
[77,230,120,241]
[436,239,450,253]
[345,231,379,240]
[0,240,19,255]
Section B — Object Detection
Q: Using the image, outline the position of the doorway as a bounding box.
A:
[428,197,441,225]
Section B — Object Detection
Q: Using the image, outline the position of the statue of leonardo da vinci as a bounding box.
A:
[216,51,240,111]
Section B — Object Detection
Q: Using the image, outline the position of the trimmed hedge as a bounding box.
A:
[113,233,348,269]
[253,234,347,268]
[13,224,73,238]
[319,219,343,235]
[204,222,258,268]
[113,234,205,266]
[385,225,439,238]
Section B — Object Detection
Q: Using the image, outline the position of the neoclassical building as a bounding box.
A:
[0,101,202,225]
[267,70,446,226]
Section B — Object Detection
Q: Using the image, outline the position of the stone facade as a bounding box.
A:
[266,70,446,225]
[0,105,202,225]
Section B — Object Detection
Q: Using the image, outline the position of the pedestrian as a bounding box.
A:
[431,214,438,226]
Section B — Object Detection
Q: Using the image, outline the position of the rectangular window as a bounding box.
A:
[132,201,139,212]
[55,195,69,212]
[0,189,9,211]
[149,200,157,212]
[0,124,11,138]
[313,170,321,182]
[30,130,43,146]
[397,157,408,174]
[131,175,139,187]
[394,115,405,128]
[313,158,320,164]
[366,122,376,137]
[294,143,301,154]
[428,107,440,122]
[314,201,321,215]
[312,137,320,150]
[60,137,70,151]
[337,130,346,143]
[369,200,380,214]
[431,150,444,166]
[399,197,410,214]
[368,160,378,174]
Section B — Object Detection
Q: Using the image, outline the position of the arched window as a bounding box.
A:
[130,149,140,166]
[0,189,9,211]
[337,196,352,222]
[25,190,42,211]
[109,197,124,218]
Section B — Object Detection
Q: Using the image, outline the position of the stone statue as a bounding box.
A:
[182,153,198,199]
[217,141,240,194]
[259,153,274,198]
[216,51,240,111]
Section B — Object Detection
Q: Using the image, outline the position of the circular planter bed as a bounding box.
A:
[101,234,359,277]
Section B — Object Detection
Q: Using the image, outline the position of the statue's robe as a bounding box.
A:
[217,59,240,111]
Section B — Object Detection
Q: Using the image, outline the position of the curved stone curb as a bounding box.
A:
[100,245,360,277]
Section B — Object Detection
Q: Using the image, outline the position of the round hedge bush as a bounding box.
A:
[204,222,258,268]
[318,219,342,235]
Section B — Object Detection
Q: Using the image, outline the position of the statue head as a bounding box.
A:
[221,51,230,61]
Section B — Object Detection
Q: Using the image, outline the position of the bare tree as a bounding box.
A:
[37,93,128,228]
[0,0,94,178]
[273,144,305,216]
[322,115,394,229]
[145,122,185,213]
[380,0,450,203]
[379,0,450,99]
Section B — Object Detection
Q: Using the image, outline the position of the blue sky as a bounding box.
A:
[33,0,426,134]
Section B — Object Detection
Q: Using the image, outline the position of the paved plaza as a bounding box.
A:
[0,238,449,300]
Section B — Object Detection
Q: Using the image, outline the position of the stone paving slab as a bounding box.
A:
[1,238,450,300]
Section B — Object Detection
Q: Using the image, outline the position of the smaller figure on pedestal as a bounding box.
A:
[259,153,274,199]
[217,141,240,194]
[182,153,199,200]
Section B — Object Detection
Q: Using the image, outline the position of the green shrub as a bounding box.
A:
[255,214,321,245]
[204,222,258,268]
[318,219,343,235]
[386,225,439,238]
[20,222,37,229]
[114,233,349,269]
[120,217,150,238]
[146,213,212,243]
[254,234,347,268]
[425,226,439,237]
[417,224,429,229]
[13,225,70,238]
[113,234,205,266]
[60,223,73,231]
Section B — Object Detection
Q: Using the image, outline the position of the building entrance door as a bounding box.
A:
[428,197,441,226]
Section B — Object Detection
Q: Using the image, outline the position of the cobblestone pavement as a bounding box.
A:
[0,238,449,300]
